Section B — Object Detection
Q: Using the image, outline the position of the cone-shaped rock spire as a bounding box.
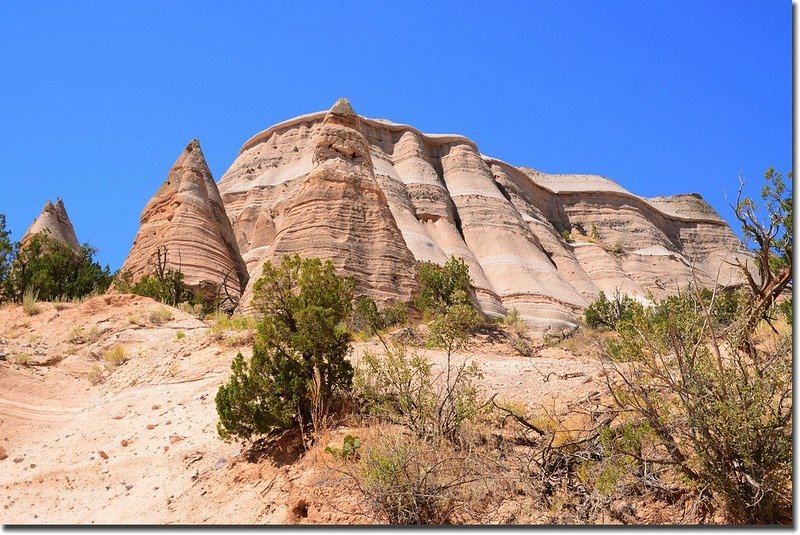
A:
[22,198,81,253]
[119,139,249,309]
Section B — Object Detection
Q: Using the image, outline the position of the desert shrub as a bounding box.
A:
[353,431,486,524]
[176,331,186,340]
[604,290,792,523]
[103,345,127,367]
[4,232,112,303]
[66,325,100,345]
[416,257,473,315]
[560,229,573,243]
[13,353,32,366]
[0,215,12,300]
[87,364,105,385]
[215,255,355,442]
[589,224,600,241]
[148,306,174,325]
[355,344,482,446]
[325,434,362,461]
[357,258,483,445]
[500,307,527,336]
[208,313,258,333]
[114,269,196,308]
[584,291,642,330]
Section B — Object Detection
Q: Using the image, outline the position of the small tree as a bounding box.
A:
[732,167,792,333]
[4,232,112,302]
[0,215,13,301]
[584,290,642,330]
[416,257,473,314]
[603,169,794,523]
[215,255,355,442]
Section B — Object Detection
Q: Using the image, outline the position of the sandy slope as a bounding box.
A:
[0,296,602,525]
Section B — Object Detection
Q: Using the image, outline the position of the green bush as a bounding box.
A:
[416,257,473,315]
[355,344,481,445]
[114,269,196,308]
[605,291,792,523]
[3,232,112,303]
[215,255,355,442]
[584,291,642,330]
[351,297,408,335]
[560,230,573,244]
[0,215,12,299]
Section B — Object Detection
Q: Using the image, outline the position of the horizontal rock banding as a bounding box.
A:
[215,100,750,330]
[119,140,248,309]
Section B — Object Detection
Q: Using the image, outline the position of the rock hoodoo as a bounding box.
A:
[216,98,749,331]
[119,139,248,308]
[22,199,81,253]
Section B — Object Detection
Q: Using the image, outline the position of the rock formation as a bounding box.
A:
[22,199,81,253]
[222,98,419,310]
[217,99,749,331]
[119,139,248,308]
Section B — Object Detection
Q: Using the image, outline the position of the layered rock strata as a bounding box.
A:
[22,199,81,253]
[218,100,749,331]
[119,140,248,308]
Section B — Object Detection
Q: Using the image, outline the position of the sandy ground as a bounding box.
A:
[0,296,604,525]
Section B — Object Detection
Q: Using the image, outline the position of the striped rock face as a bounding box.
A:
[119,140,248,310]
[217,99,749,332]
[22,199,81,254]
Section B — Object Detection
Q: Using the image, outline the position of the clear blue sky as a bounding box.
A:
[0,1,791,270]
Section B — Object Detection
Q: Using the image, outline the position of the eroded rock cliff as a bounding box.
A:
[217,99,748,331]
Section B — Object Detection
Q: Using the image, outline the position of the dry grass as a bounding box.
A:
[22,289,40,316]
[128,315,146,327]
[148,307,174,325]
[102,345,127,367]
[207,313,257,346]
[13,353,32,366]
[87,364,105,385]
[66,326,100,345]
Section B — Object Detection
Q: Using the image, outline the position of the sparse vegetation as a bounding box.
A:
[596,169,793,523]
[560,229,573,243]
[206,313,257,346]
[175,331,186,340]
[128,314,146,327]
[66,325,100,345]
[501,307,527,336]
[13,353,32,366]
[351,297,408,337]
